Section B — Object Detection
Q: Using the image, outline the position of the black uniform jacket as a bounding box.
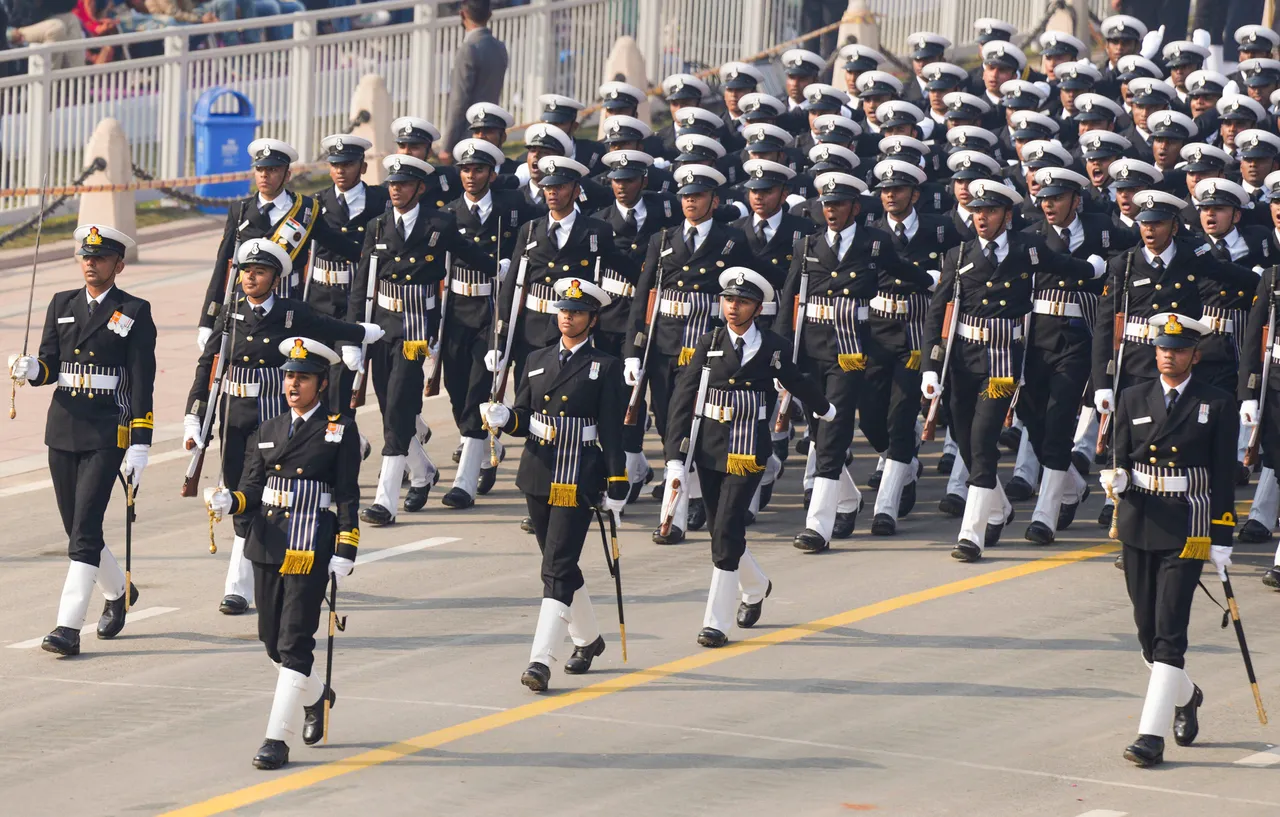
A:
[441,188,539,332]
[731,210,820,292]
[1115,376,1238,551]
[235,406,362,568]
[31,286,157,451]
[873,211,963,270]
[188,296,364,432]
[592,192,682,265]
[664,327,832,472]
[307,183,392,319]
[199,193,361,329]
[495,340,627,498]
[1237,264,1280,400]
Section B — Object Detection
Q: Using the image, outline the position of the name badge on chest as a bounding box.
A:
[1198,403,1210,424]
[325,421,346,443]
[107,311,134,337]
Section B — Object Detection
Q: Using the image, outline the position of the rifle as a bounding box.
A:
[1245,267,1275,467]
[594,507,626,662]
[116,472,136,612]
[182,202,249,498]
[626,231,667,426]
[775,236,811,432]
[922,272,960,441]
[424,251,452,397]
[1097,250,1134,458]
[323,574,347,743]
[484,217,504,467]
[660,327,719,537]
[487,231,531,461]
[351,205,391,409]
[301,244,315,304]
[9,171,47,420]
[1003,312,1031,428]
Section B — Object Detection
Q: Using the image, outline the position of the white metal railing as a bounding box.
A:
[873,0,1112,58]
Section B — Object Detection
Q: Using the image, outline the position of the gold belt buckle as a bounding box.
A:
[1153,475,1163,492]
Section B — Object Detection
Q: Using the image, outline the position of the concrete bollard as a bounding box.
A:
[77,117,138,262]
[350,73,393,185]
[598,35,651,139]
[832,0,879,96]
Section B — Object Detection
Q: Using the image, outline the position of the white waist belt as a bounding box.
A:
[870,295,910,316]
[957,322,1023,342]
[1124,321,1153,341]
[1202,315,1234,334]
[1131,470,1188,493]
[57,372,120,390]
[703,402,769,423]
[806,303,869,321]
[451,279,493,297]
[659,298,690,318]
[1271,341,1280,362]
[600,277,635,299]
[378,290,437,313]
[223,380,261,398]
[529,416,597,442]
[1032,298,1084,318]
[309,268,351,286]
[525,293,559,314]
[263,487,333,508]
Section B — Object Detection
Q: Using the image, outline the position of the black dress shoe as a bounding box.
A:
[1005,476,1035,502]
[1024,521,1054,545]
[951,541,982,562]
[565,636,606,674]
[999,425,1022,452]
[1174,685,1202,746]
[938,493,965,517]
[651,483,664,501]
[1098,504,1113,527]
[1058,486,1089,530]
[793,528,829,553]
[803,488,812,508]
[1239,519,1274,543]
[652,525,685,544]
[41,626,81,656]
[252,739,290,770]
[795,437,810,456]
[1071,450,1091,479]
[97,583,139,639]
[451,443,462,464]
[697,627,728,647]
[302,686,336,745]
[404,473,438,512]
[832,507,859,539]
[937,452,955,474]
[1114,553,1125,571]
[440,487,475,509]
[773,437,790,462]
[984,522,1004,547]
[520,516,535,534]
[477,466,497,496]
[898,480,917,517]
[626,467,655,504]
[521,662,551,692]
[1123,734,1164,767]
[737,581,771,628]
[871,512,896,535]
[1237,462,1252,486]
[867,469,882,489]
[1264,567,1280,588]
[219,594,249,615]
[759,482,774,510]
[687,498,707,531]
[360,504,395,526]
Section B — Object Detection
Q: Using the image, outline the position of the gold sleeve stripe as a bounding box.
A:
[232,491,247,515]
[607,476,628,482]
[337,529,360,546]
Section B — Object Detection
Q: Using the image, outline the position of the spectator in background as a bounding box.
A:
[439,0,508,162]
[6,0,86,68]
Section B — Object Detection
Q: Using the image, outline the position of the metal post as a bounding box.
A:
[528,0,556,122]
[635,0,664,83]
[408,2,436,121]
[288,18,317,157]
[159,34,189,179]
[24,47,50,209]
[1072,0,1092,46]
[740,0,768,57]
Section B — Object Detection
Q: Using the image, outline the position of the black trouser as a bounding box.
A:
[254,554,331,676]
[858,346,921,464]
[1126,0,1190,42]
[808,358,864,480]
[646,350,682,441]
[596,329,646,453]
[526,492,596,605]
[1019,337,1090,472]
[443,320,492,439]
[371,337,424,456]
[328,361,356,422]
[1122,544,1204,668]
[699,467,764,571]
[1196,359,1238,396]
[948,344,1015,489]
[48,446,126,566]
[1189,0,1260,59]
[215,424,257,538]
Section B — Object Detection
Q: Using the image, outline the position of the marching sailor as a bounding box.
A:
[205,337,363,769]
[1100,313,1236,767]
[665,268,834,646]
[481,278,628,692]
[9,225,154,656]
[390,116,462,207]
[196,139,361,345]
[185,239,377,615]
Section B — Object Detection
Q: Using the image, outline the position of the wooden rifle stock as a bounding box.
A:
[351,360,369,408]
[623,289,657,426]
[1246,302,1275,466]
[658,478,681,537]
[920,300,956,442]
[180,453,205,498]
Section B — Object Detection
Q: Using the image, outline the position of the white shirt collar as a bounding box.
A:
[1162,374,1192,402]
[956,202,975,225]
[980,230,1009,252]
[549,207,578,247]
[887,208,918,239]
[258,189,292,217]
[725,321,762,364]
[247,293,276,315]
[1215,227,1250,260]
[335,182,365,218]
[395,203,420,237]
[827,221,857,256]
[685,218,713,244]
[86,286,113,305]
[465,189,494,222]
[558,338,587,359]
[616,197,647,226]
[753,208,784,240]
[292,401,323,423]
[1143,240,1177,266]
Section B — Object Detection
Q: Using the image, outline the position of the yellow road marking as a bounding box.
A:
[162,543,1119,817]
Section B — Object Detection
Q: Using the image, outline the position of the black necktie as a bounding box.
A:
[87,299,97,317]
[1215,238,1229,257]
[558,348,570,367]
[549,220,560,244]
[983,242,998,267]
[623,208,637,230]
[893,221,906,242]
[289,415,304,439]
[685,227,696,255]
[252,305,266,320]
[336,193,350,222]
[1166,389,1179,412]
[470,203,480,222]
[396,217,407,240]
[755,220,767,244]
[734,337,745,357]
[1151,255,1165,271]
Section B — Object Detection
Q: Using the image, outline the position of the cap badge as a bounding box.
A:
[618,153,629,166]
[546,159,557,173]
[566,279,583,299]
[752,167,765,178]
[462,146,475,161]
[391,158,402,172]
[1120,167,1131,178]
[825,178,838,192]
[85,226,103,246]
[399,125,412,137]
[334,138,344,151]
[290,339,308,359]
[256,148,271,160]
[1164,315,1183,335]
[735,272,746,285]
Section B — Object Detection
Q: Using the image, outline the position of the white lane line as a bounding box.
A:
[356,536,460,566]
[6,606,179,649]
[1236,747,1280,767]
[0,449,194,499]
[1075,811,1128,817]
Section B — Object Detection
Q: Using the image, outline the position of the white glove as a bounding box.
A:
[730,201,750,218]
[624,357,642,387]
[1140,24,1165,60]
[484,349,504,373]
[1224,79,1240,97]
[122,444,149,487]
[1192,28,1211,48]
[1099,467,1129,496]
[183,413,205,450]
[921,370,942,400]
[604,496,626,522]
[329,554,355,583]
[498,257,511,282]
[481,401,510,430]
[359,322,385,344]
[664,458,686,486]
[653,157,671,170]
[785,193,807,209]
[817,403,837,422]
[925,269,941,290]
[1087,254,1105,279]
[8,353,36,383]
[1241,399,1260,428]
[1094,388,1114,416]
[1211,545,1233,581]
[204,486,233,518]
[196,326,214,351]
[341,345,363,372]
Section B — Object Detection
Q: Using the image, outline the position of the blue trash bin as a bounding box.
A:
[192,88,261,215]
